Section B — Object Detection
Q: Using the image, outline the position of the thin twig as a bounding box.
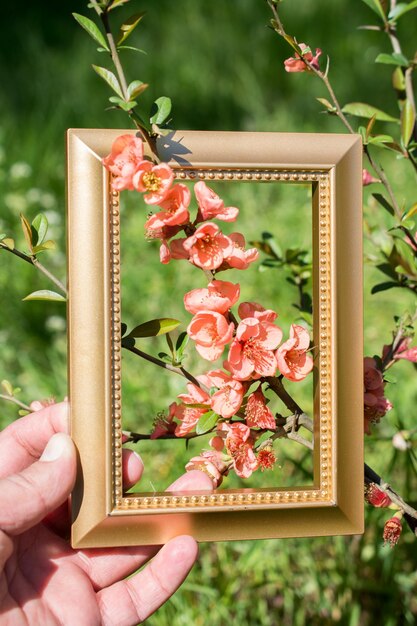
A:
[0,394,31,412]
[0,243,67,296]
[123,344,204,388]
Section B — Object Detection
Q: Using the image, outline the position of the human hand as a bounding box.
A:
[0,402,213,625]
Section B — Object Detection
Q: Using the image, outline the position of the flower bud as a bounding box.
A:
[365,483,392,508]
[383,512,403,547]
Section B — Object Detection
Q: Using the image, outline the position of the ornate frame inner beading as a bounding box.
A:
[67,129,363,548]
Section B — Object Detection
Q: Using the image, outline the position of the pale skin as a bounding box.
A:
[0,402,213,625]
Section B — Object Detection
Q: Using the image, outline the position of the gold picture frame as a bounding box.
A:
[67,129,363,548]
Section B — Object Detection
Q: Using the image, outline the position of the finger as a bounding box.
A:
[44,449,144,537]
[73,470,213,590]
[122,449,144,491]
[0,401,69,478]
[0,432,76,535]
[97,535,198,626]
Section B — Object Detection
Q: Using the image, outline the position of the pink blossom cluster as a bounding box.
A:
[284,43,322,73]
[102,134,258,271]
[363,357,392,435]
[151,280,314,481]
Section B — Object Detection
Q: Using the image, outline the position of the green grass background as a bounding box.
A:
[1,0,417,624]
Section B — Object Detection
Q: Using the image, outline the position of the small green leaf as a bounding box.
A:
[175,332,189,359]
[196,411,218,435]
[121,322,128,336]
[18,410,30,416]
[92,65,124,99]
[72,13,109,50]
[371,281,400,294]
[403,203,417,220]
[117,12,145,45]
[108,0,131,11]
[342,102,399,123]
[121,336,136,349]
[392,66,406,92]
[361,0,387,21]
[20,213,33,252]
[2,237,15,250]
[127,80,148,99]
[31,213,48,246]
[375,52,409,66]
[32,240,55,254]
[368,134,395,144]
[117,45,146,53]
[316,97,336,112]
[150,97,172,125]
[23,290,66,302]
[372,193,395,216]
[128,318,181,338]
[1,379,13,396]
[388,0,417,21]
[401,99,416,147]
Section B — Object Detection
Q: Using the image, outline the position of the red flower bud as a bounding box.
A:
[365,483,392,508]
[383,513,403,547]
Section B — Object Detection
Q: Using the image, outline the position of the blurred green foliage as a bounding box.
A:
[1,1,417,624]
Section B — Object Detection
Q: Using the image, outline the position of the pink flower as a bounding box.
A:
[150,403,178,439]
[257,444,276,471]
[238,301,278,323]
[222,233,259,270]
[184,280,240,315]
[177,382,211,407]
[284,43,322,73]
[194,181,239,222]
[132,161,174,204]
[173,403,208,437]
[145,183,191,229]
[276,324,313,382]
[187,311,234,361]
[219,422,258,478]
[185,450,228,487]
[364,357,392,434]
[245,389,276,430]
[102,134,144,191]
[362,169,379,186]
[383,337,417,363]
[199,369,244,418]
[225,317,282,380]
[365,483,392,508]
[183,223,233,270]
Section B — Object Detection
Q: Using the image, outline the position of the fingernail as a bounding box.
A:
[40,433,71,462]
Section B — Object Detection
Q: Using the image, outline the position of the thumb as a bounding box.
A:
[0,433,76,535]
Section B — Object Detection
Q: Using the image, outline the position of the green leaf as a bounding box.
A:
[72,13,109,50]
[368,134,395,145]
[31,213,48,246]
[32,240,56,254]
[2,237,14,250]
[20,213,33,252]
[92,65,124,99]
[375,52,409,66]
[23,290,66,302]
[175,331,189,359]
[121,323,127,336]
[128,318,181,338]
[371,281,400,294]
[404,203,417,220]
[316,97,336,112]
[401,99,416,147]
[361,0,387,21]
[342,102,398,123]
[108,0,131,11]
[18,409,30,416]
[1,379,13,396]
[121,336,135,349]
[372,193,395,216]
[127,80,148,99]
[117,12,145,45]
[388,0,417,20]
[117,46,146,53]
[196,411,218,435]
[392,66,406,91]
[150,97,172,125]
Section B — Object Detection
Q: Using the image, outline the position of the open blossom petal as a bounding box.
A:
[245,389,276,430]
[226,317,282,380]
[194,181,239,222]
[202,369,244,418]
[185,450,227,487]
[284,43,322,73]
[187,311,234,361]
[219,422,258,478]
[222,232,259,270]
[363,356,392,434]
[150,402,178,439]
[276,324,313,382]
[102,134,144,191]
[238,301,278,323]
[183,223,233,270]
[173,404,207,437]
[178,383,211,406]
[184,280,240,315]
[145,184,191,228]
[132,161,174,204]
